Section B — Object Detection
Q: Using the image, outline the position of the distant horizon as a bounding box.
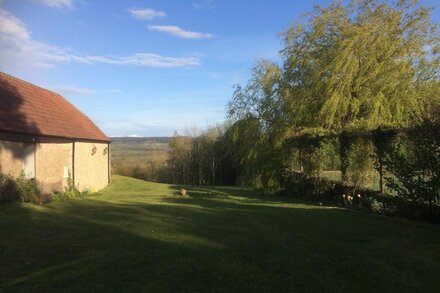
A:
[111,136,172,138]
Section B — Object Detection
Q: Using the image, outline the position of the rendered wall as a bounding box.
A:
[36,143,72,194]
[0,140,24,177]
[74,142,109,192]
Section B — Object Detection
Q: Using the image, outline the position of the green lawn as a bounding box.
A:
[1,176,439,292]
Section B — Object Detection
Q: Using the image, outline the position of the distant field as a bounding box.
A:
[110,137,171,181]
[111,137,171,162]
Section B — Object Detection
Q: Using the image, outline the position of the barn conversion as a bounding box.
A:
[0,72,111,194]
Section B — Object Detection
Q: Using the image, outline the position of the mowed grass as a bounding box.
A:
[1,176,439,292]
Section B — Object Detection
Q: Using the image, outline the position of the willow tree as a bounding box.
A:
[228,0,439,190]
[280,0,439,188]
[227,60,292,189]
[229,0,439,139]
[281,0,439,132]
[228,59,283,127]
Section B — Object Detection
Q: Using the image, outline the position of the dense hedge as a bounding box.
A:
[279,124,440,222]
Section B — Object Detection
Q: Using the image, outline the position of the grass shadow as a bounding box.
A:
[1,177,440,292]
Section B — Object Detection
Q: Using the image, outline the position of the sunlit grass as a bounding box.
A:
[0,176,439,292]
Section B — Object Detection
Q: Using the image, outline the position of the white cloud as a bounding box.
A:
[148,25,214,39]
[33,0,73,8]
[0,9,30,40]
[128,134,141,137]
[49,85,96,96]
[0,8,201,70]
[83,53,200,67]
[129,8,166,20]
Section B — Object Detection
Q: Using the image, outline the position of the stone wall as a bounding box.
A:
[0,140,24,177]
[36,143,73,194]
[74,142,109,192]
[1,139,110,194]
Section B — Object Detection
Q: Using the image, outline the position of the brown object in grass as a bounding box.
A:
[180,189,187,196]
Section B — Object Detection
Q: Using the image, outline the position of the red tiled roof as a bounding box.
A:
[0,72,110,142]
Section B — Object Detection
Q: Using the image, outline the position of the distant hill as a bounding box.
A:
[110,137,171,178]
[110,137,171,159]
[111,137,172,143]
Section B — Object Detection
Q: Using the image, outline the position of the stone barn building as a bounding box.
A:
[0,72,111,194]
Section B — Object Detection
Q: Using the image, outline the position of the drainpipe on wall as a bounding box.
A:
[33,138,36,180]
[108,142,111,184]
[72,141,75,186]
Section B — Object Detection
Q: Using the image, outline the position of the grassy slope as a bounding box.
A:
[0,176,439,292]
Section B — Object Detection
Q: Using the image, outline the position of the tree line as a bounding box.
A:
[165,0,440,221]
[117,0,440,221]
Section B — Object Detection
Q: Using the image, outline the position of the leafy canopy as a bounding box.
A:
[229,0,440,134]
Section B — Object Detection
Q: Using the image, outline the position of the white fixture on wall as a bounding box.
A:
[64,166,69,178]
[23,143,35,179]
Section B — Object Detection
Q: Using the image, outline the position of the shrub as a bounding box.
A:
[361,197,383,214]
[382,123,440,222]
[52,176,91,200]
[284,172,342,200]
[283,171,400,215]
[0,173,18,202]
[15,172,40,203]
[343,138,376,194]
[52,188,91,200]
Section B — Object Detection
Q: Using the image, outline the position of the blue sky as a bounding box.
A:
[0,0,439,137]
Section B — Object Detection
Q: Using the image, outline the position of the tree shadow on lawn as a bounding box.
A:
[171,184,301,206]
[0,194,439,292]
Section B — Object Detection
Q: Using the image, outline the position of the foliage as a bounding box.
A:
[371,127,397,193]
[320,138,340,171]
[344,137,376,193]
[229,0,439,134]
[115,159,169,183]
[281,0,439,132]
[0,172,40,203]
[227,60,282,126]
[15,172,40,203]
[52,174,91,200]
[167,131,192,184]
[0,173,18,202]
[167,128,223,186]
[225,0,439,192]
[361,197,383,214]
[110,0,440,222]
[382,123,440,222]
[284,172,342,200]
[294,136,324,177]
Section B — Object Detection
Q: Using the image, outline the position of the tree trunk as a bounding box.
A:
[378,157,384,194]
